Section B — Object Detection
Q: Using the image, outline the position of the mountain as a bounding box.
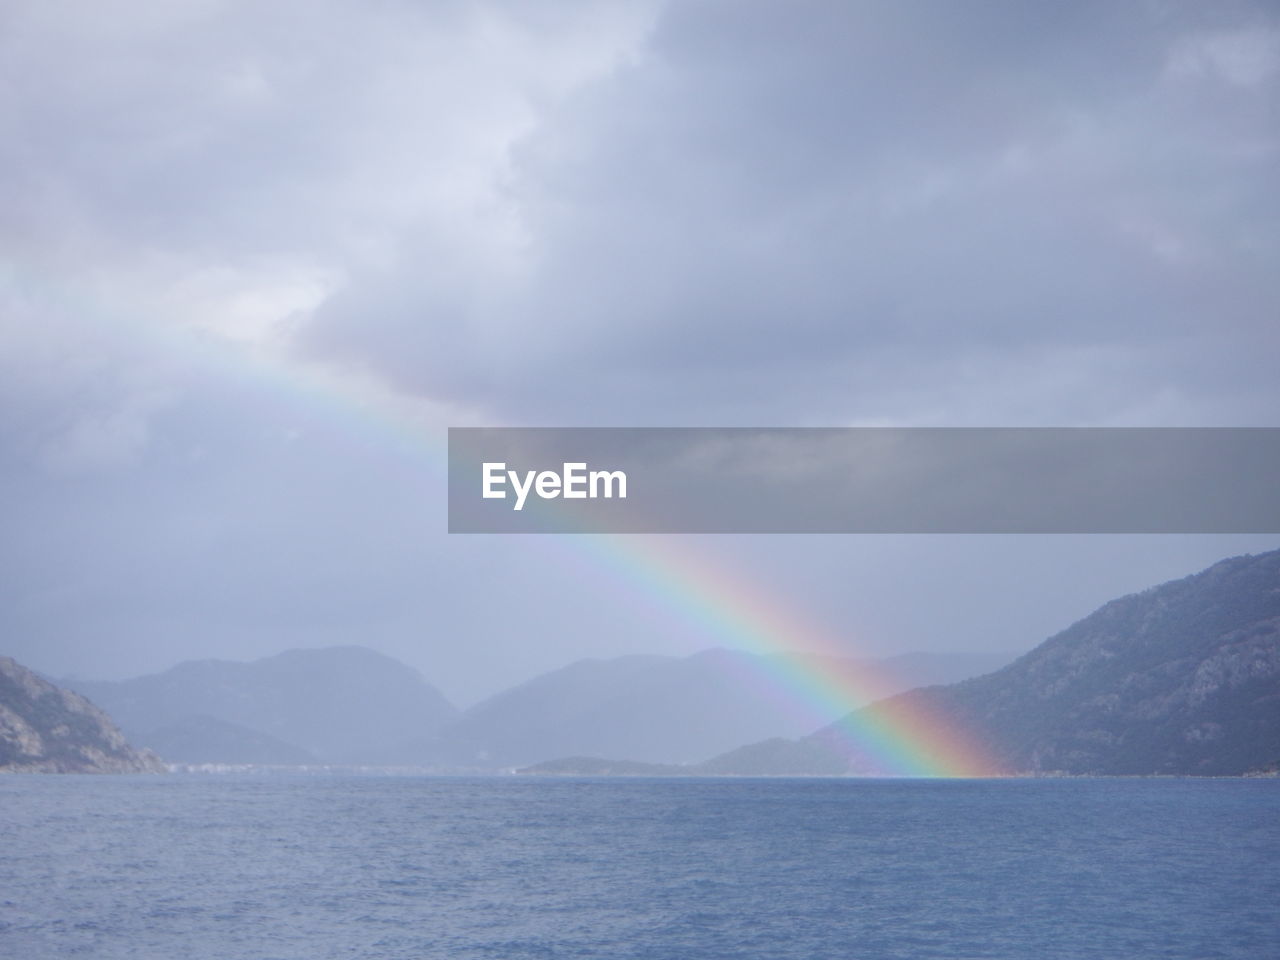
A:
[69,646,457,765]
[704,549,1280,777]
[141,715,319,766]
[439,647,1014,768]
[0,655,165,773]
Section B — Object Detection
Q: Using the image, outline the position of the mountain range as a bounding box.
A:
[13,548,1280,776]
[63,645,1008,768]
[69,646,458,766]
[536,549,1278,777]
[434,648,1011,767]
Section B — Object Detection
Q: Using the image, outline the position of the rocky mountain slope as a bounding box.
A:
[704,549,1280,776]
[0,656,165,773]
[69,646,457,765]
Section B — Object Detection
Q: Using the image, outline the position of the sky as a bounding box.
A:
[2,0,1278,706]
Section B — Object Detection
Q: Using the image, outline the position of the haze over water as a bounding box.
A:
[2,776,1276,960]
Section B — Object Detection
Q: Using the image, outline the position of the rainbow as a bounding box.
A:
[564,534,996,776]
[354,377,997,776]
[12,267,996,776]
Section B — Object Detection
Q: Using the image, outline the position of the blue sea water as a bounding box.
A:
[0,776,1276,960]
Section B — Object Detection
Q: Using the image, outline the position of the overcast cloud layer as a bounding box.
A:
[3,1,1278,702]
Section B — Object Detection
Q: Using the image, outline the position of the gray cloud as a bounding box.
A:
[304,0,1280,424]
[2,1,1277,699]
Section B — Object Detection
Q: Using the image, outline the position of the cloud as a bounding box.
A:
[0,0,659,464]
[1,1,1277,694]
[300,0,1280,426]
[1168,25,1280,87]
[6,0,1276,439]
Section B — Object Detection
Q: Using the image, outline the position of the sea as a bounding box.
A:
[1,775,1276,960]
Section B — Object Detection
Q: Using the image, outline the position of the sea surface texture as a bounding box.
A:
[1,776,1276,959]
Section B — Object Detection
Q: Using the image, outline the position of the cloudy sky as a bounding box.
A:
[3,0,1278,704]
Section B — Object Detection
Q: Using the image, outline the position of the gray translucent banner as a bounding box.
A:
[448,428,1280,533]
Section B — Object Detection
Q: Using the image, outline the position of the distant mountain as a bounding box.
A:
[440,647,1013,768]
[69,646,457,765]
[0,655,164,773]
[704,549,1280,777]
[141,715,318,766]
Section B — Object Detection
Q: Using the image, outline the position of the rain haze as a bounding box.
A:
[2,0,1278,705]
